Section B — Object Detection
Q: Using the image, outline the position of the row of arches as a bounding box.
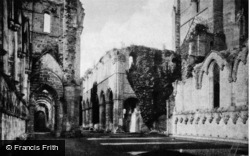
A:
[28,50,64,134]
[30,84,63,133]
[81,91,143,133]
[81,89,114,130]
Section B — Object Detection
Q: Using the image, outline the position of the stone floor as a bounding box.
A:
[17,133,250,156]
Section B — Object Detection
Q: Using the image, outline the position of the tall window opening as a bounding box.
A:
[129,56,133,69]
[213,63,220,108]
[44,13,51,33]
[196,0,200,13]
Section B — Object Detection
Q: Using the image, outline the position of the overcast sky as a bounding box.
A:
[80,0,174,76]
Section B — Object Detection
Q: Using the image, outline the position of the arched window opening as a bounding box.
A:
[44,13,51,33]
[213,63,220,108]
[196,0,200,13]
[129,56,133,68]
[42,89,48,93]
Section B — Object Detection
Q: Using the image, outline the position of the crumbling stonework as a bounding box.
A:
[0,0,30,140]
[126,46,181,129]
[172,0,248,143]
[22,0,84,136]
[0,0,84,139]
[82,47,138,132]
[82,46,180,133]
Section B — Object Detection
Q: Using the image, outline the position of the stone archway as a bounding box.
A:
[123,98,141,133]
[28,84,63,136]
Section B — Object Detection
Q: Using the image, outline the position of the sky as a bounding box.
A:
[80,0,175,76]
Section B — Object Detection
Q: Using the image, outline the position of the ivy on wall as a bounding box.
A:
[126,46,181,129]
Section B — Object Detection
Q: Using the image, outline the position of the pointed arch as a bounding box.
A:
[30,69,63,98]
[232,46,248,81]
[197,51,232,89]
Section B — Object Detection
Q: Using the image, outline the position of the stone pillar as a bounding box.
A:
[64,85,79,130]
[113,99,123,131]
[175,0,180,54]
[51,104,55,131]
[55,100,63,137]
[112,53,126,132]
[106,101,111,130]
[89,108,93,127]
[85,109,89,126]
[99,104,104,129]
[27,105,35,133]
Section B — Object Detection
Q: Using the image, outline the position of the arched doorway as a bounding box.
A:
[123,98,141,133]
[29,83,63,134]
[34,111,48,132]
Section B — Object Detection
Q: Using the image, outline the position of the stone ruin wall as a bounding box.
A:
[172,0,249,143]
[82,48,137,130]
[172,49,248,142]
[0,0,30,140]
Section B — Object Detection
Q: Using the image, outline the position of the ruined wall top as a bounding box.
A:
[81,46,175,93]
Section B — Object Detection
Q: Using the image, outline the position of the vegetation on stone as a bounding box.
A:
[126,46,181,129]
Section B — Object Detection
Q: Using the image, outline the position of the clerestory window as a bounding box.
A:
[43,13,51,33]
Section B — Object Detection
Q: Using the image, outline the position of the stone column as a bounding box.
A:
[99,103,104,128]
[64,85,80,130]
[106,101,111,130]
[55,100,63,137]
[113,99,123,131]
[51,104,55,131]
[85,109,89,126]
[27,105,35,133]
[113,53,125,131]
[82,109,86,127]
[89,108,93,127]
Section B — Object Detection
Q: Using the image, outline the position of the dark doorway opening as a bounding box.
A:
[34,111,49,132]
[213,63,220,108]
[123,98,139,132]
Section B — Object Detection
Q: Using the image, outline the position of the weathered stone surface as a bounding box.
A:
[172,0,248,143]
[0,0,84,140]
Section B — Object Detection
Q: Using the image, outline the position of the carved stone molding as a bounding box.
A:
[175,117,178,124]
[240,111,248,124]
[232,112,240,124]
[215,113,222,124]
[202,116,207,124]
[195,117,200,124]
[184,117,189,124]
[223,114,230,124]
[208,115,214,123]
[180,117,183,123]
[190,116,194,124]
